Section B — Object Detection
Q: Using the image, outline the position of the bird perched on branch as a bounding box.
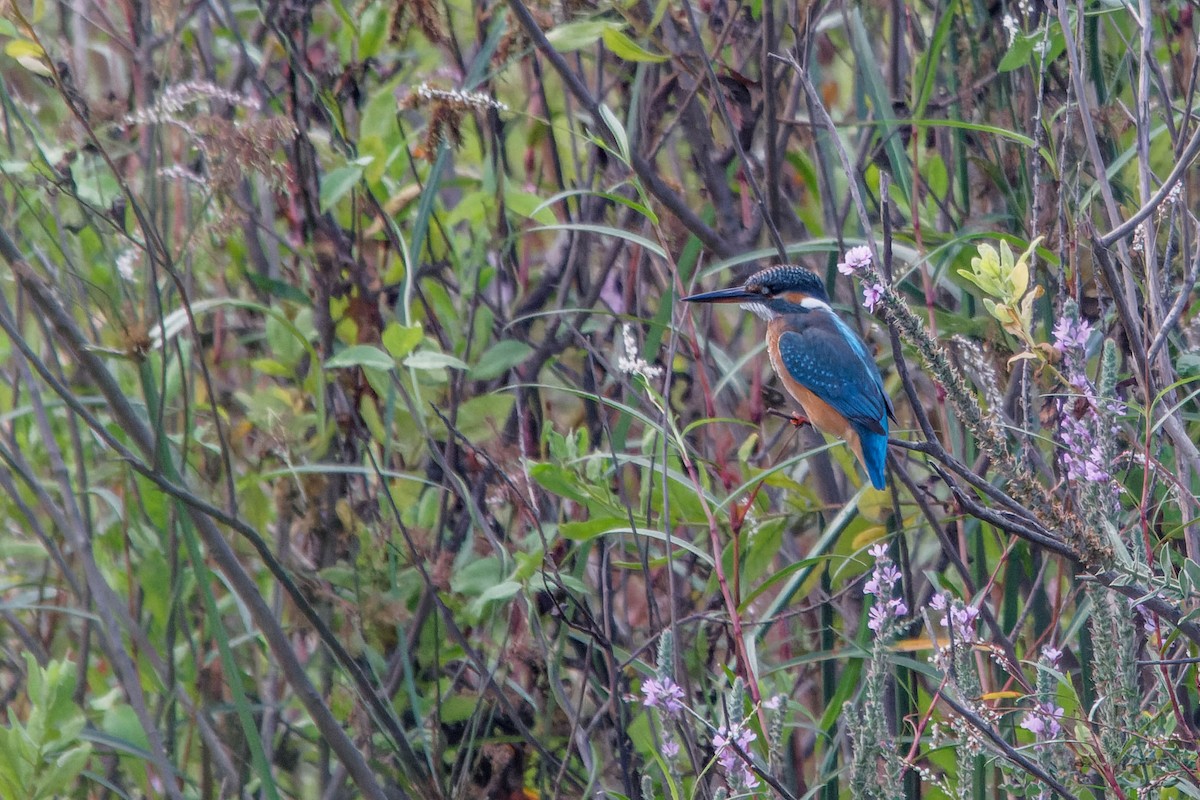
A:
[684,265,894,489]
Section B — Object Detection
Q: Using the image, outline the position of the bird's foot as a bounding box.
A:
[767,408,811,429]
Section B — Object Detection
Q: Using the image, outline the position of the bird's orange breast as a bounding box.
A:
[764,318,875,479]
[765,319,853,440]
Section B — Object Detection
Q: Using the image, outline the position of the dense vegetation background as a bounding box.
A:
[1,0,1198,798]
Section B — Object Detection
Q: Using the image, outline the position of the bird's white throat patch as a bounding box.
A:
[740,301,775,321]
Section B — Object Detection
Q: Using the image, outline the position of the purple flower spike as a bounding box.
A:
[1052,317,1092,353]
[864,541,907,635]
[714,723,759,789]
[1020,702,1065,744]
[642,676,685,715]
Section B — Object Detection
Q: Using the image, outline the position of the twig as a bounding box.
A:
[1097,123,1200,248]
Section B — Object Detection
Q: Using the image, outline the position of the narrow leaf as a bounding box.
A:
[601,28,669,63]
[325,345,394,371]
[404,351,469,371]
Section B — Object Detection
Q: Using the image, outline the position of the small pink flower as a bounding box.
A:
[714,723,758,789]
[862,282,884,312]
[864,564,900,597]
[868,605,888,633]
[1020,703,1064,742]
[1041,646,1062,668]
[1052,317,1092,352]
[662,737,679,759]
[945,605,979,641]
[642,676,685,715]
[838,245,873,275]
[1020,714,1047,737]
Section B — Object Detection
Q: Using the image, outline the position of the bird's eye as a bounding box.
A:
[755,284,770,296]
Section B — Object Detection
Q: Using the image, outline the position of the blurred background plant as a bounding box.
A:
[0,0,1198,798]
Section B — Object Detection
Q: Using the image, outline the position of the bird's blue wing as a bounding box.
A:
[777,325,889,435]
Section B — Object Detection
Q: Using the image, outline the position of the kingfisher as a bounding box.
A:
[684,265,894,489]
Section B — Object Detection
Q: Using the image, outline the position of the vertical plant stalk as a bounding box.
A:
[846,643,904,800]
[1084,585,1137,768]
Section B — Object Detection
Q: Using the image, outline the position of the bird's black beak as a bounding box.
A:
[682,286,756,304]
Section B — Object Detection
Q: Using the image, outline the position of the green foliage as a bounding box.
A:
[957,237,1043,349]
[0,656,92,800]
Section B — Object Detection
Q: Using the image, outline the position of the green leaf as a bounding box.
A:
[998,36,1034,73]
[3,39,51,76]
[359,394,389,444]
[999,26,1066,74]
[451,556,504,595]
[597,104,630,164]
[924,153,948,198]
[600,28,669,63]
[358,3,388,59]
[0,726,33,797]
[468,339,534,381]
[1185,559,1200,599]
[325,344,394,370]
[451,393,515,443]
[404,351,469,371]
[439,694,482,724]
[530,222,663,258]
[266,313,306,368]
[34,745,91,800]
[545,20,619,52]
[99,704,150,753]
[531,188,658,224]
[319,163,365,212]
[244,272,312,305]
[561,517,627,540]
[505,189,557,226]
[1177,352,1200,377]
[529,463,591,505]
[468,580,523,618]
[4,40,44,60]
[382,322,423,359]
[250,358,293,377]
[476,580,522,604]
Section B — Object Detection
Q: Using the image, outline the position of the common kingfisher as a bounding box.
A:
[684,265,894,489]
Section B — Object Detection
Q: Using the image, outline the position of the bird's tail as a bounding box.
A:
[857,427,889,490]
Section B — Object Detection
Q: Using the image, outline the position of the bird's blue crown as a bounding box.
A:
[745,265,829,301]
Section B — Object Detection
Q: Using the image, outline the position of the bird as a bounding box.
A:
[683,264,894,489]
